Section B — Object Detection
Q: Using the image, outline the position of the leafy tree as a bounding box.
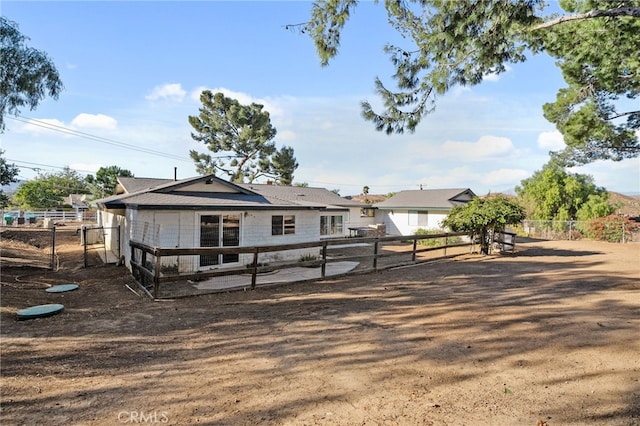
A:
[12,167,90,209]
[86,165,134,198]
[576,193,615,221]
[0,149,19,208]
[189,91,286,183]
[303,0,640,166]
[516,162,612,220]
[441,195,526,255]
[0,17,64,132]
[294,182,309,187]
[267,145,298,185]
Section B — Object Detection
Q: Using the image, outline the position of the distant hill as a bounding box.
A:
[608,191,640,217]
[0,180,24,194]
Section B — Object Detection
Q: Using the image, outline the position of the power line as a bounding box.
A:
[6,159,96,174]
[8,115,192,162]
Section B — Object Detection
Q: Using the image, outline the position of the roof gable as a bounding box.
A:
[374,188,476,210]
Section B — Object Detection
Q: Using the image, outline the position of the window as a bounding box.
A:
[360,207,375,217]
[272,215,295,235]
[408,210,418,226]
[321,215,343,236]
[408,210,428,226]
[200,214,240,267]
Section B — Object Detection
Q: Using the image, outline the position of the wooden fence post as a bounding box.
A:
[82,226,88,268]
[51,226,56,270]
[153,250,161,298]
[251,247,259,289]
[412,239,417,262]
[373,239,379,271]
[321,241,327,278]
[444,234,448,256]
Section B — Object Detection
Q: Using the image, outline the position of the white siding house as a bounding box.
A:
[94,175,371,272]
[373,188,476,236]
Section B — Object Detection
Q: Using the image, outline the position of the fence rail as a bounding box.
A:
[2,209,96,225]
[129,231,516,299]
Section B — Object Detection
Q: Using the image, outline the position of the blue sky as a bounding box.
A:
[2,1,638,196]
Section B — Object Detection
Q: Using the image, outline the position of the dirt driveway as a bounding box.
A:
[1,229,639,425]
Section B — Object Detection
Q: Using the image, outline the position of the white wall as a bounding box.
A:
[344,207,377,229]
[127,208,324,272]
[378,210,449,236]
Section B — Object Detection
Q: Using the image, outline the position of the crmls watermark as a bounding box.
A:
[117,411,169,424]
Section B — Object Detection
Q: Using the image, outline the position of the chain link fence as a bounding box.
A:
[521,219,640,243]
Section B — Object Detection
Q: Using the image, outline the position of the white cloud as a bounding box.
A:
[482,168,529,187]
[145,83,186,102]
[483,65,512,82]
[277,130,297,142]
[71,113,117,130]
[10,118,67,135]
[69,162,102,174]
[537,130,565,151]
[439,135,516,161]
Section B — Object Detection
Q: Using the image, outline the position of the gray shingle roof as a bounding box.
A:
[238,183,365,208]
[117,177,172,194]
[95,175,365,211]
[374,188,475,210]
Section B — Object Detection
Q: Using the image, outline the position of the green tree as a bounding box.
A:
[303,0,640,166]
[13,167,90,209]
[189,91,279,183]
[515,162,612,220]
[441,195,526,255]
[267,145,298,185]
[0,149,19,208]
[0,17,64,132]
[86,165,134,198]
[576,193,615,221]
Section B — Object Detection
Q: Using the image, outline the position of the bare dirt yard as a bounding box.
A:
[1,227,639,425]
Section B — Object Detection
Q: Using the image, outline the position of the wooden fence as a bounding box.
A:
[129,231,517,299]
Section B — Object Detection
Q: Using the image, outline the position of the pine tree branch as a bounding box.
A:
[534,7,640,30]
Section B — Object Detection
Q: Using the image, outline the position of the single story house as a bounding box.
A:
[373,188,476,235]
[93,174,374,272]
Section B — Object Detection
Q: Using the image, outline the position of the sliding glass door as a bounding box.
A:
[199,214,240,267]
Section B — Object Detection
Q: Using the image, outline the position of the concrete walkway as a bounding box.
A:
[194,261,360,291]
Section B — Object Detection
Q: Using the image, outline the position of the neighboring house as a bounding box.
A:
[63,194,90,220]
[373,188,476,235]
[93,175,373,272]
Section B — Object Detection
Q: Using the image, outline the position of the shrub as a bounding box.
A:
[414,228,462,247]
[585,215,639,243]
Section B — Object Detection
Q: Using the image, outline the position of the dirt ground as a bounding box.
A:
[1,227,639,425]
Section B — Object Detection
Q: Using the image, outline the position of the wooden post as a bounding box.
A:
[251,247,259,289]
[153,251,161,298]
[412,238,417,262]
[82,226,88,268]
[373,239,379,271]
[444,233,448,256]
[321,241,327,278]
[51,226,56,270]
